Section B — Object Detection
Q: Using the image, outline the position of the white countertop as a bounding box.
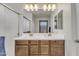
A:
[14,32,64,40]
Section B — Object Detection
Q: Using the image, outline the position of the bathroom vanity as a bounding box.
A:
[15,33,64,56]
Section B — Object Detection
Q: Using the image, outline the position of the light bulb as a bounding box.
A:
[25,4,30,11]
[30,4,34,11]
[34,4,38,11]
[52,4,56,11]
[43,4,47,11]
[48,4,51,11]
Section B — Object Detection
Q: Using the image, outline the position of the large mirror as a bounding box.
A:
[22,4,63,33]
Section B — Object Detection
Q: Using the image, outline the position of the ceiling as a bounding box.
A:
[32,10,52,17]
[24,9,53,17]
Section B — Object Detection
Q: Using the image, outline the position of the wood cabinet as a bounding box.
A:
[30,40,39,55]
[40,40,49,55]
[50,40,64,56]
[15,40,28,56]
[15,40,65,56]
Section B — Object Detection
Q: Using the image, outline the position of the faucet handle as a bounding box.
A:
[29,33,33,36]
[48,33,52,36]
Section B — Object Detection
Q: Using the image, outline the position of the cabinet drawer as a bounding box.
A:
[51,40,64,45]
[51,40,64,47]
[30,40,38,44]
[41,40,49,45]
[15,40,28,45]
[58,40,64,45]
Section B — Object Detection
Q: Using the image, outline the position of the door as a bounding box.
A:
[40,40,49,56]
[39,20,48,33]
[50,40,64,56]
[15,40,28,56]
[30,40,39,56]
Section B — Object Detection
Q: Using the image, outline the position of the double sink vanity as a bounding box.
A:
[15,33,65,56]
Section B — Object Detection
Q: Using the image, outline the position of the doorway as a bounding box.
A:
[39,20,48,33]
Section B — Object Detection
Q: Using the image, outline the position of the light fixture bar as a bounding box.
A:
[24,4,56,11]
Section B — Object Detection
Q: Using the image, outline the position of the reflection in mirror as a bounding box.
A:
[22,4,63,33]
[54,10,63,31]
[54,16,57,29]
[39,20,48,33]
[58,10,63,29]
[23,16,31,33]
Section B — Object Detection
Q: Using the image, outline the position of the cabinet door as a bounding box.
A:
[40,40,49,55]
[30,40,39,56]
[40,45,49,55]
[30,40,38,45]
[51,47,64,56]
[15,40,28,56]
[15,40,65,56]
[51,40,64,56]
[30,45,38,56]
[15,46,28,56]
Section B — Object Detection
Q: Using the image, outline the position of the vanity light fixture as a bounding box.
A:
[24,4,56,11]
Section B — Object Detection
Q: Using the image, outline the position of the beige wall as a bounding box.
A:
[56,3,77,56]
[0,4,19,55]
